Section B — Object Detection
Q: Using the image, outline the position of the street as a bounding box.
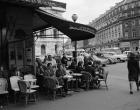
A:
[9,62,140,110]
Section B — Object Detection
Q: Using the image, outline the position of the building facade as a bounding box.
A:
[35,1,68,57]
[90,0,140,52]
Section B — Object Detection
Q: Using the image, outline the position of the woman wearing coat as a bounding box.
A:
[127,52,139,94]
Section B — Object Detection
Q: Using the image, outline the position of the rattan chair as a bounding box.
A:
[18,80,37,104]
[24,74,39,89]
[98,71,109,89]
[81,71,93,90]
[0,78,9,107]
[43,77,63,100]
[10,76,21,103]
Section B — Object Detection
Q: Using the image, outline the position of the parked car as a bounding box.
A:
[102,52,127,62]
[96,53,117,64]
[91,54,109,66]
[102,53,118,63]
[123,51,131,56]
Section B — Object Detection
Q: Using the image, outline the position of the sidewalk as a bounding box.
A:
[6,63,140,110]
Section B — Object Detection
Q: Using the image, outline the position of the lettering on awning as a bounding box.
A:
[69,26,96,35]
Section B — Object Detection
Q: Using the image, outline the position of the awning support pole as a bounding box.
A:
[74,41,77,63]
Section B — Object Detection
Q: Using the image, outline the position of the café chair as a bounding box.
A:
[24,74,39,89]
[98,71,109,89]
[43,77,63,100]
[81,71,93,90]
[18,80,37,104]
[10,76,21,104]
[0,78,9,107]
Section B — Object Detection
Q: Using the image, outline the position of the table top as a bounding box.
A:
[63,74,73,79]
[71,73,82,76]
[95,71,99,74]
[23,79,37,82]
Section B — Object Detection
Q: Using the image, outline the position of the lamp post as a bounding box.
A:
[72,14,78,63]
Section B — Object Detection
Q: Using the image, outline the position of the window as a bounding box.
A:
[130,3,135,8]
[40,30,45,36]
[125,23,129,28]
[125,32,129,38]
[119,13,122,18]
[53,28,58,38]
[55,44,58,54]
[118,7,120,11]
[41,44,46,55]
[131,20,135,26]
[138,1,140,6]
[138,9,140,14]
[138,19,140,25]
[124,5,128,10]
[132,31,137,38]
[124,13,128,17]
[131,11,134,15]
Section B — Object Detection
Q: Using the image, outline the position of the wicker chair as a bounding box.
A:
[24,74,39,89]
[18,80,37,104]
[81,71,93,90]
[0,78,9,107]
[98,71,109,89]
[43,77,63,100]
[10,76,21,103]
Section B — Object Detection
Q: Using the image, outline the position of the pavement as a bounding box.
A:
[7,62,140,110]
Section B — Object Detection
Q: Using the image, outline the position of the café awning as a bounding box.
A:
[34,9,96,41]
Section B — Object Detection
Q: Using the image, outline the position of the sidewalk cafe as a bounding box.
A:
[0,0,106,109]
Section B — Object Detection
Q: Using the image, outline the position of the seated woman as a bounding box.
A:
[68,59,77,72]
[43,63,55,77]
[56,63,66,78]
[75,61,85,73]
[95,61,104,79]
[56,63,68,94]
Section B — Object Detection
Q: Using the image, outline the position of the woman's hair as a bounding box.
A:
[57,63,62,68]
[47,63,52,67]
[88,61,92,65]
[78,61,83,66]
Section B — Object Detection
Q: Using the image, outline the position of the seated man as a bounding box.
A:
[75,61,85,73]
[56,63,68,94]
[43,63,55,77]
[61,53,68,67]
[85,62,95,78]
[85,61,99,88]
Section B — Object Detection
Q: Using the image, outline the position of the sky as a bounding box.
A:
[54,0,123,24]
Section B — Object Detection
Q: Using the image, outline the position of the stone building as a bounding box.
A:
[90,0,140,52]
[35,1,68,57]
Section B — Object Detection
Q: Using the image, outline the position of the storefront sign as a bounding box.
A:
[120,42,130,48]
[1,0,44,5]
[44,0,66,9]
[69,25,96,35]
[3,0,66,9]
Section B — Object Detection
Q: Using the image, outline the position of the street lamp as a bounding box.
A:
[72,14,78,62]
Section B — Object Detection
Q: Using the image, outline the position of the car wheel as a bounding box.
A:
[102,64,106,67]
[117,58,121,62]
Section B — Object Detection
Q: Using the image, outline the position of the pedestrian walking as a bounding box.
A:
[127,52,139,94]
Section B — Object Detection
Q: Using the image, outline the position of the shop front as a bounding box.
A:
[0,0,96,77]
[120,41,130,52]
[0,3,35,73]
